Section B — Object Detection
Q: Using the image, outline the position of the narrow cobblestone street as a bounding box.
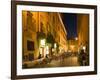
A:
[26,53,80,68]
[51,56,80,67]
[22,11,89,69]
[42,55,80,68]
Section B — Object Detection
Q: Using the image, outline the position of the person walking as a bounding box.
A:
[80,49,87,66]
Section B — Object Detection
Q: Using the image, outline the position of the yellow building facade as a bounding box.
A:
[22,11,68,62]
[77,14,89,52]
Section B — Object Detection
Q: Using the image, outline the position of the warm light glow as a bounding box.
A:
[68,50,71,52]
[75,37,78,40]
[46,46,49,54]
[52,48,55,52]
[40,39,46,47]
[40,48,42,54]
[70,45,75,52]
[83,46,86,50]
[54,43,57,48]
[70,45,74,50]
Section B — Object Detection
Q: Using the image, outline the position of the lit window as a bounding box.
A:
[40,39,46,46]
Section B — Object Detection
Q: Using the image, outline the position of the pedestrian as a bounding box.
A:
[80,49,87,66]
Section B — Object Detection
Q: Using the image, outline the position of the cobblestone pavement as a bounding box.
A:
[29,54,80,68]
[43,55,80,67]
[23,53,81,68]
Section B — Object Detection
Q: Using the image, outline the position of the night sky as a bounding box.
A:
[62,13,78,40]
